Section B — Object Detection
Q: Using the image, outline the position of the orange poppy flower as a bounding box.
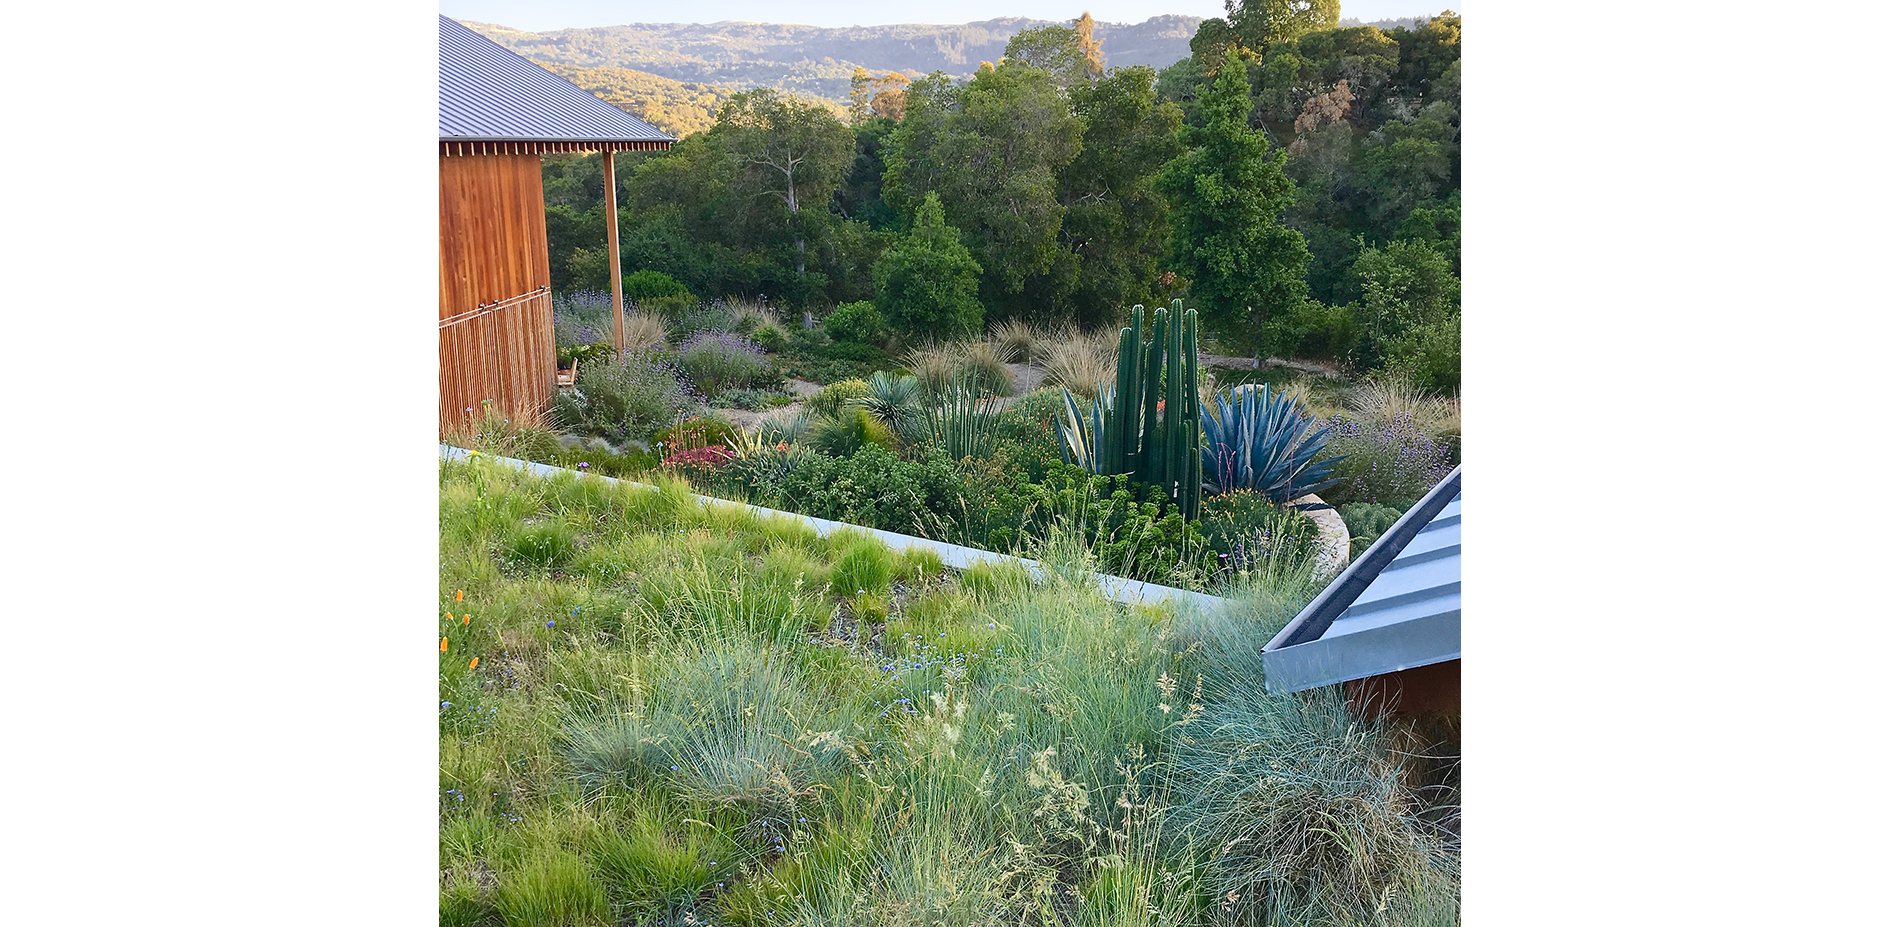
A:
[463,614,471,625]
[469,657,480,670]
[455,589,463,603]
[440,637,449,652]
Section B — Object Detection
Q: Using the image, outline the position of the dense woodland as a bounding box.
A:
[540,4,1460,393]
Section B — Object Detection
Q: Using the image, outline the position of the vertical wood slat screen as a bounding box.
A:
[439,153,554,434]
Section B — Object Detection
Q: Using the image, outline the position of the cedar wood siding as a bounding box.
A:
[438,152,554,434]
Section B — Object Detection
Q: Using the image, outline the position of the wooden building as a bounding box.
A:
[438,16,672,433]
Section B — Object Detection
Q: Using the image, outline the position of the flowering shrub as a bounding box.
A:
[1321,412,1455,509]
[679,331,776,395]
[554,350,698,443]
[662,445,736,468]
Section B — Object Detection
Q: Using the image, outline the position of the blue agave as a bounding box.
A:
[1200,384,1346,503]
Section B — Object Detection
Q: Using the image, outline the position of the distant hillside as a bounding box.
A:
[462,16,1205,106]
[531,61,844,137]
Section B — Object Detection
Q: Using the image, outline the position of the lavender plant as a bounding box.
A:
[679,331,775,396]
[1322,411,1456,509]
[556,349,698,444]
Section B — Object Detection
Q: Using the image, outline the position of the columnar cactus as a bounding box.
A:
[1057,299,1203,520]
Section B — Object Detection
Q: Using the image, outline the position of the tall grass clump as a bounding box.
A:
[443,398,562,462]
[957,339,1017,397]
[561,639,849,814]
[988,317,1042,363]
[1039,325,1117,399]
[1349,374,1460,440]
[1171,683,1458,926]
[494,847,612,927]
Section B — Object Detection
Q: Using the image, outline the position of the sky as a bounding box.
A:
[439,1,1458,31]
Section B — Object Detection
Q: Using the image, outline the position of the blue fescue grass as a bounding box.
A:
[439,457,1457,925]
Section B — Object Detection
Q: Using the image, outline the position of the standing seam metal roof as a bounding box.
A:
[1261,466,1462,694]
[439,16,674,144]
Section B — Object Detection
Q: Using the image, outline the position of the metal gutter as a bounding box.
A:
[1265,465,1462,651]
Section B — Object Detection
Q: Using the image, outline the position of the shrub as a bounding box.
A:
[822,300,885,345]
[678,331,776,395]
[1340,501,1405,559]
[652,416,741,456]
[784,341,891,384]
[557,350,697,444]
[805,378,872,419]
[873,192,983,342]
[1323,412,1456,510]
[808,406,898,457]
[746,444,967,537]
[1197,490,1319,576]
[755,408,813,446]
[990,386,1069,483]
[622,269,690,302]
[1383,314,1461,397]
[1263,298,1359,362]
[750,319,789,353]
[557,341,616,370]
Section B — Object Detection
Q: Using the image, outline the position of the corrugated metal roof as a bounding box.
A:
[1261,466,1461,694]
[439,16,673,144]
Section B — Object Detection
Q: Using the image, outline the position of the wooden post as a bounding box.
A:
[603,149,625,356]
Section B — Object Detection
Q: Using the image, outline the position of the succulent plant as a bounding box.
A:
[1200,384,1345,503]
[1056,300,1202,520]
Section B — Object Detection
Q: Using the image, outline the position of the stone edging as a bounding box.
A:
[1292,494,1352,577]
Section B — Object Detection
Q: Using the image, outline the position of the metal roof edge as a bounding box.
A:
[1262,608,1461,694]
[1264,463,1462,654]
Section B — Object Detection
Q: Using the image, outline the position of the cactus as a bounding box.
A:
[1056,299,1203,520]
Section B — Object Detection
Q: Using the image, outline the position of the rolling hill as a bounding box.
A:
[461,16,1205,106]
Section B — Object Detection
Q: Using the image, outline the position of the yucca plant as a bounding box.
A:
[1200,384,1345,503]
[918,372,1003,461]
[850,370,924,435]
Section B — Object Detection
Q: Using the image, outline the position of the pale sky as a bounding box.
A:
[439,1,1459,31]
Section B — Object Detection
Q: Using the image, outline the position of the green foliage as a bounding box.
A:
[914,373,1006,462]
[505,520,577,571]
[782,339,893,385]
[804,378,872,418]
[821,299,884,344]
[828,533,896,600]
[1057,302,1204,519]
[495,848,611,927]
[883,64,1083,318]
[1340,500,1404,559]
[557,351,697,444]
[621,269,690,302]
[1351,238,1460,348]
[1197,489,1319,574]
[807,406,898,457]
[872,192,984,341]
[1384,313,1461,396]
[1156,50,1311,356]
[743,444,967,537]
[1199,383,1345,503]
[652,416,741,455]
[556,341,616,369]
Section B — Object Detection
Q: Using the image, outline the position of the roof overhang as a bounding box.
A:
[1263,465,1462,694]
